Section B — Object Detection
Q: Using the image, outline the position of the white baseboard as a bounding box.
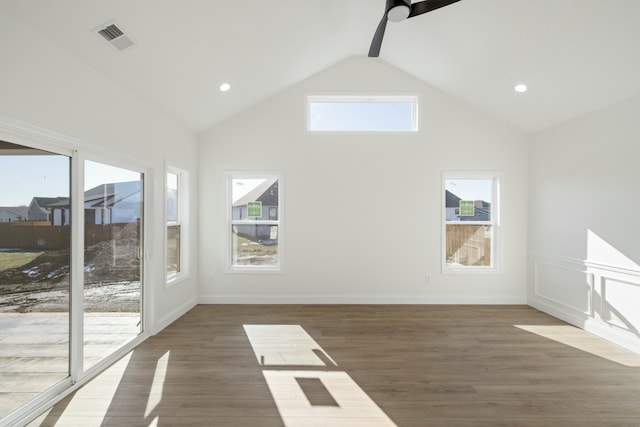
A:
[198,294,526,305]
[529,295,640,354]
[152,296,198,335]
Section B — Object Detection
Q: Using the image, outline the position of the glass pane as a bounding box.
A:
[445,178,492,222]
[231,178,279,220]
[0,142,70,419]
[308,97,417,132]
[232,225,278,266]
[167,224,181,275]
[166,172,180,276]
[446,225,492,267]
[84,160,142,369]
[166,172,178,222]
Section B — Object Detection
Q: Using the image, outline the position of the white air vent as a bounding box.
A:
[96,22,134,51]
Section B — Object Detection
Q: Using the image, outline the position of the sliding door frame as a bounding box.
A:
[0,116,154,426]
[78,152,151,376]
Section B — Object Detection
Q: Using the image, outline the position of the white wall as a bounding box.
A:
[528,95,640,352]
[198,57,528,304]
[0,8,199,332]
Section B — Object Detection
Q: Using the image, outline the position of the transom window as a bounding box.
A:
[307,95,418,132]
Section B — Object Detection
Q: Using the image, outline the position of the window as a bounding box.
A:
[227,173,282,271]
[307,95,418,132]
[443,172,500,271]
[167,168,187,282]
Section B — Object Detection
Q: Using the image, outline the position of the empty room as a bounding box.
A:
[0,0,639,426]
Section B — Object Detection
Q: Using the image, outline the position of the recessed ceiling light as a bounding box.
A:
[514,84,528,93]
[219,83,231,92]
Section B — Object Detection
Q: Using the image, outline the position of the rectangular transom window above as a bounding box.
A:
[306,95,418,132]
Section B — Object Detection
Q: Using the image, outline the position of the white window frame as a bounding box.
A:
[306,94,419,133]
[442,171,502,273]
[226,171,283,273]
[166,167,189,286]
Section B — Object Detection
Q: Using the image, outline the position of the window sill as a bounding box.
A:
[224,267,283,274]
[443,267,501,274]
[166,272,191,288]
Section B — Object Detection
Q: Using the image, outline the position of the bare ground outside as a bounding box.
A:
[0,240,140,313]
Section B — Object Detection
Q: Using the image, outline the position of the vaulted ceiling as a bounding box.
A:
[1,0,639,134]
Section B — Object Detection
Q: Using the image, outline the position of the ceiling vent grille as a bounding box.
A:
[96,23,134,51]
[98,24,123,41]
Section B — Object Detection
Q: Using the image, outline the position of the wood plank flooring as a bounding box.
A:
[28,305,640,426]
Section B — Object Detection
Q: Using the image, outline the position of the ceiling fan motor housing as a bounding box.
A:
[386,0,411,22]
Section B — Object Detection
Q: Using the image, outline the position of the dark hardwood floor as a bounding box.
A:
[30,305,640,426]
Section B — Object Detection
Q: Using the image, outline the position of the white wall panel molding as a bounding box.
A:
[600,273,640,335]
[528,253,640,353]
[584,259,640,278]
[532,256,593,316]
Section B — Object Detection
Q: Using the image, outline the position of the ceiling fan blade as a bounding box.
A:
[368,15,388,57]
[408,0,461,18]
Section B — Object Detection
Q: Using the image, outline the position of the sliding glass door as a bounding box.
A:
[0,141,71,419]
[0,139,147,424]
[83,160,143,369]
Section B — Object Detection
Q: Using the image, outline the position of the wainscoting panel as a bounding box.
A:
[529,254,640,353]
[602,274,640,335]
[533,257,592,316]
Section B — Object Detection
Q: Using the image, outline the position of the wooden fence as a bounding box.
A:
[0,222,140,250]
[446,224,491,266]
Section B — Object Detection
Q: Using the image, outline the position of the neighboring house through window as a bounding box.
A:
[443,172,501,272]
[0,206,28,223]
[227,173,282,271]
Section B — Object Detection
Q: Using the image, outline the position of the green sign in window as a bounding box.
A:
[459,200,475,217]
[247,201,262,217]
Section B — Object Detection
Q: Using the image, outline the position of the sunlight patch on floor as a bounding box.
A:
[515,324,640,367]
[243,324,336,366]
[244,324,397,427]
[264,370,396,426]
[144,350,170,418]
